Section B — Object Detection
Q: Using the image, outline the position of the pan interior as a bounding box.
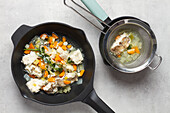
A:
[12,23,95,105]
[104,21,157,73]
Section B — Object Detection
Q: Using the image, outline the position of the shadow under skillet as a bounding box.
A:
[22,98,95,113]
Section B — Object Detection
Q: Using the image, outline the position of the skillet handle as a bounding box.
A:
[83,90,115,113]
[11,25,32,47]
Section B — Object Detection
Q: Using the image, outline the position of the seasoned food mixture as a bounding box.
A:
[22,33,85,94]
[110,32,142,63]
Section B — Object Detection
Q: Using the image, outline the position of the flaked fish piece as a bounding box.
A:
[110,33,131,56]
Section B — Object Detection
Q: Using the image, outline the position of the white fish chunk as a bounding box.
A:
[25,64,42,78]
[26,79,45,93]
[69,49,83,64]
[22,52,38,65]
[110,33,131,56]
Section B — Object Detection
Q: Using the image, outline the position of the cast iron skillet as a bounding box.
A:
[11,22,115,113]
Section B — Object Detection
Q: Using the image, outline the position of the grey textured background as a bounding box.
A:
[0,0,169,113]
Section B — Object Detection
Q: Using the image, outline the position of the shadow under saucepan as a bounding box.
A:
[104,64,152,84]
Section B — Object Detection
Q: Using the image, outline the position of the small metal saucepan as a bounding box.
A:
[64,0,162,73]
[11,22,115,113]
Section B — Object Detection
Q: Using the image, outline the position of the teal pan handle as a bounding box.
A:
[64,0,111,32]
[81,0,109,22]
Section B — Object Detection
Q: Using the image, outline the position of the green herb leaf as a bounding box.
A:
[24,49,40,51]
[55,68,63,73]
[129,33,134,40]
[127,44,132,50]
[67,57,73,63]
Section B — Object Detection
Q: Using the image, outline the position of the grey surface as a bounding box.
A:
[0,0,169,113]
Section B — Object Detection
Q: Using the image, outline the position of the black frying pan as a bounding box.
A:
[11,22,115,113]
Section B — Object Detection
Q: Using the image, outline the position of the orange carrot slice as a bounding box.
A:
[55,54,62,62]
[24,43,35,54]
[73,64,77,71]
[64,80,71,85]
[50,44,54,48]
[48,77,55,82]
[48,36,53,44]
[59,71,65,78]
[24,50,30,54]
[60,60,66,65]
[29,74,35,78]
[40,34,48,39]
[58,42,63,47]
[62,45,67,51]
[62,36,66,42]
[127,48,136,54]
[115,35,120,40]
[40,64,46,70]
[135,47,140,54]
[79,70,85,77]
[117,54,121,58]
[43,46,48,51]
[67,45,72,49]
[54,41,58,47]
[52,33,59,39]
[29,43,35,49]
[44,71,48,77]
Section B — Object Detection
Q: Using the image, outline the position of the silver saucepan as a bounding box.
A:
[64,0,162,73]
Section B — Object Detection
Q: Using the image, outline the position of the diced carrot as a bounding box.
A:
[24,43,35,54]
[52,33,59,39]
[79,70,85,77]
[67,45,72,49]
[117,54,121,58]
[62,45,67,51]
[43,46,48,51]
[24,50,30,54]
[38,60,41,67]
[40,34,48,39]
[44,71,48,77]
[48,77,55,82]
[54,41,58,47]
[135,47,140,54]
[41,85,45,90]
[60,60,66,65]
[50,44,54,48]
[127,48,136,54]
[29,43,35,49]
[48,36,53,44]
[29,74,35,78]
[55,54,62,62]
[58,42,63,47]
[63,80,71,85]
[40,64,46,70]
[38,60,45,69]
[73,64,77,71]
[115,35,120,40]
[59,71,65,78]
[62,36,66,42]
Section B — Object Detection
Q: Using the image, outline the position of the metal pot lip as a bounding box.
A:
[101,18,157,73]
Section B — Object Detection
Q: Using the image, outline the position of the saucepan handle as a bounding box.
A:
[64,0,110,34]
[81,0,108,22]
[148,53,162,70]
[83,89,115,113]
[11,25,32,48]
